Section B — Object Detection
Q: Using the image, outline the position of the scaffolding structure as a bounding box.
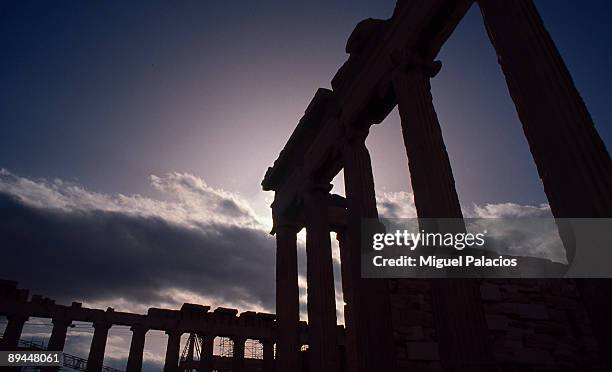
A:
[244,339,263,360]
[216,336,233,358]
[180,333,203,371]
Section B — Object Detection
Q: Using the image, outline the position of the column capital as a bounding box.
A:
[51,317,72,329]
[92,321,112,331]
[274,219,302,234]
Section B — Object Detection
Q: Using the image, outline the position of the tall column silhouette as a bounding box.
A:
[392,61,462,221]
[41,318,72,372]
[198,334,214,372]
[342,130,396,372]
[86,321,111,372]
[47,318,71,351]
[126,325,147,372]
[478,0,612,218]
[335,230,357,372]
[479,0,612,369]
[163,329,181,372]
[231,336,246,372]
[303,184,339,372]
[274,222,301,372]
[0,315,27,350]
[262,339,275,372]
[392,62,494,371]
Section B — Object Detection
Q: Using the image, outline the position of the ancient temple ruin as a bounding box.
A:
[263,0,612,371]
[0,279,306,372]
[1,0,611,371]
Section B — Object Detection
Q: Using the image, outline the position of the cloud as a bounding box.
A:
[376,191,417,218]
[0,169,265,230]
[0,169,275,313]
[469,202,552,218]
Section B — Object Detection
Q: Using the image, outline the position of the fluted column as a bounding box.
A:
[126,325,148,372]
[41,318,72,372]
[342,129,396,372]
[392,61,463,221]
[86,321,111,372]
[262,339,275,372]
[274,222,301,372]
[231,335,246,372]
[479,1,612,369]
[392,62,494,371]
[303,183,339,372]
[163,329,182,372]
[198,334,214,372]
[478,0,612,218]
[335,230,357,372]
[0,315,28,350]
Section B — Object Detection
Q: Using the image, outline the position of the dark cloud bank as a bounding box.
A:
[0,192,276,312]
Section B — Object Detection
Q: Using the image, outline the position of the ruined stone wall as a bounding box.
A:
[389,279,604,372]
[481,279,600,371]
[389,279,441,372]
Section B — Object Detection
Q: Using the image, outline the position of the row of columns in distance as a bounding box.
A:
[0,314,275,372]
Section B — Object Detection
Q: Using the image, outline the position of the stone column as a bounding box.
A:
[262,339,275,372]
[41,318,72,372]
[303,183,339,372]
[163,329,182,372]
[342,129,396,372]
[198,334,214,372]
[335,230,357,372]
[478,1,612,369]
[478,0,612,218]
[274,222,301,372]
[86,321,111,372]
[392,62,494,371]
[0,315,28,350]
[391,60,463,221]
[126,325,148,372]
[47,318,71,351]
[231,335,246,372]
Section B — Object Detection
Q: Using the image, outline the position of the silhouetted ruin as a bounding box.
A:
[263,0,612,371]
[2,0,612,371]
[0,279,334,372]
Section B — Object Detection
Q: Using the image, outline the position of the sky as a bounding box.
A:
[0,0,610,370]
